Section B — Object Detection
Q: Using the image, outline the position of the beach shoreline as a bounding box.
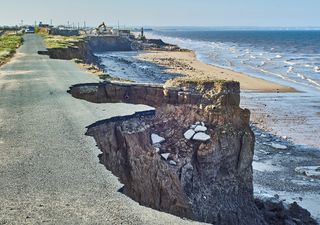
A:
[137,50,297,93]
[132,48,320,149]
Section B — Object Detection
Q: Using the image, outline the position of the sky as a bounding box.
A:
[0,0,319,28]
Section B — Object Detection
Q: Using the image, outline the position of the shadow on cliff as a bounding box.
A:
[67,79,318,225]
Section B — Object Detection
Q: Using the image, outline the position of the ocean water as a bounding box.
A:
[147,29,320,148]
[149,29,320,92]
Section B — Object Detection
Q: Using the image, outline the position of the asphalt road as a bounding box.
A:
[0,34,202,225]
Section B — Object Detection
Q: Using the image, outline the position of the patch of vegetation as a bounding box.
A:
[0,32,23,66]
[164,77,239,94]
[41,34,84,49]
[165,77,233,87]
[98,73,134,83]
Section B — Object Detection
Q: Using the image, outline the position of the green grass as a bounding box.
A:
[42,34,84,49]
[0,32,23,65]
[98,73,134,83]
[165,77,233,87]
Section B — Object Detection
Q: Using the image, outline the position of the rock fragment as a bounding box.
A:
[193,132,210,141]
[194,125,207,132]
[184,129,195,140]
[151,133,165,145]
[270,143,287,150]
[161,153,170,160]
[295,166,320,179]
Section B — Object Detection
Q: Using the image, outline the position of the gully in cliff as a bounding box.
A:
[68,78,317,225]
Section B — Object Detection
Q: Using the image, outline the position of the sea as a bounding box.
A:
[149,28,320,92]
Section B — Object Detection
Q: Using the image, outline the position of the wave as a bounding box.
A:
[149,31,320,91]
[314,66,320,73]
[284,60,296,66]
[297,73,306,80]
[287,66,294,73]
[307,78,320,87]
[257,61,266,67]
[258,68,287,80]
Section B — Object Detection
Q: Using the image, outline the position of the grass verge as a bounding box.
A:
[0,32,23,66]
[41,34,84,49]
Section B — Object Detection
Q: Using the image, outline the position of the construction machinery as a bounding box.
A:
[94,22,113,35]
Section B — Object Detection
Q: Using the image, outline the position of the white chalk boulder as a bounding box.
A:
[169,160,177,165]
[184,129,195,140]
[194,125,207,132]
[161,153,170,160]
[151,133,165,145]
[193,132,210,141]
[190,124,197,129]
[270,143,287,150]
[154,147,160,153]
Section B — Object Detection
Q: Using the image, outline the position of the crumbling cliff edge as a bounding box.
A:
[68,79,317,225]
[38,35,179,68]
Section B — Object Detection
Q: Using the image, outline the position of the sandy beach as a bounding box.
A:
[136,49,320,148]
[137,50,296,93]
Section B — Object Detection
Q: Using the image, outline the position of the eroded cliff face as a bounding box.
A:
[69,79,268,224]
[38,40,99,65]
[38,36,181,66]
[68,79,318,224]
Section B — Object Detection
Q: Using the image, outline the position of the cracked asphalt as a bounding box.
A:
[0,34,204,225]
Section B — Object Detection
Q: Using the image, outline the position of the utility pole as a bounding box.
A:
[117,20,120,36]
[84,21,86,29]
[50,19,52,26]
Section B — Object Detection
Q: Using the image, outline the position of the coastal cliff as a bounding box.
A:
[68,79,317,224]
[69,79,263,224]
[38,35,180,67]
[38,37,99,65]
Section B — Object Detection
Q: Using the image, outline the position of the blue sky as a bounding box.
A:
[0,0,319,27]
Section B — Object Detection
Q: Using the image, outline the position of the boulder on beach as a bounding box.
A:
[270,142,287,150]
[295,166,320,179]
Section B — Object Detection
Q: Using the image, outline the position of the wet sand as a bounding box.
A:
[241,92,320,148]
[137,50,296,93]
[251,125,320,222]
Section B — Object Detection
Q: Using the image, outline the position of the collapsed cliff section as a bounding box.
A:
[68,79,264,224]
[38,35,181,67]
[38,37,100,65]
[68,79,317,225]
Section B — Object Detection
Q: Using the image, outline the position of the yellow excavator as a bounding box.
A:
[95,22,108,35]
